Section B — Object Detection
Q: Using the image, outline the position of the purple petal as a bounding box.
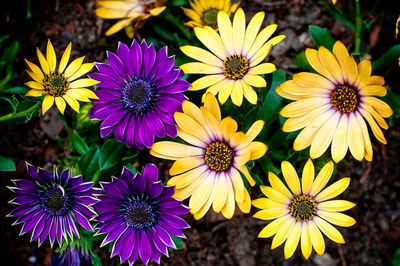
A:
[20,211,43,235]
[38,216,52,246]
[96,210,119,222]
[60,169,70,184]
[89,73,122,89]
[49,217,57,245]
[124,115,136,147]
[142,164,158,184]
[157,69,180,88]
[100,109,127,129]
[114,178,130,195]
[142,42,156,78]
[93,90,121,102]
[8,204,36,217]
[161,186,175,199]
[128,231,140,264]
[130,40,142,77]
[113,113,130,143]
[90,103,121,120]
[151,247,162,264]
[148,182,163,199]
[160,205,190,216]
[96,218,123,234]
[144,112,165,138]
[101,223,126,246]
[120,167,135,184]
[12,179,39,191]
[96,63,126,85]
[118,42,135,80]
[107,51,129,81]
[37,167,52,184]
[134,118,145,149]
[100,126,113,138]
[158,219,186,237]
[138,117,155,148]
[101,182,126,201]
[138,230,152,264]
[66,213,79,238]
[164,123,178,137]
[76,202,97,218]
[151,47,174,79]
[160,213,190,229]
[153,107,175,125]
[120,228,136,262]
[149,227,168,255]
[155,224,174,247]
[158,78,191,94]
[31,213,46,240]
[157,198,183,209]
[72,209,93,231]
[111,228,129,257]
[133,173,146,195]
[12,195,38,205]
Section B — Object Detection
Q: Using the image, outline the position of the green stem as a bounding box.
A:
[0,101,41,123]
[355,0,362,54]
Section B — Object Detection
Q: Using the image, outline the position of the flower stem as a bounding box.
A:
[0,101,41,123]
[354,0,362,54]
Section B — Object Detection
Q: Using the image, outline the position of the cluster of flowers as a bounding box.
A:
[11,0,393,264]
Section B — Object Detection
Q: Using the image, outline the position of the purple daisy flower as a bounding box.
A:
[8,163,100,247]
[52,246,92,266]
[88,40,191,149]
[93,164,190,265]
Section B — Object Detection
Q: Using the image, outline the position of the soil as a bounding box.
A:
[1,0,399,265]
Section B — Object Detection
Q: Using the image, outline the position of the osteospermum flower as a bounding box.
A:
[95,0,166,37]
[52,246,92,266]
[253,159,356,259]
[276,41,393,163]
[150,93,268,220]
[88,40,190,149]
[93,164,190,265]
[25,40,99,114]
[182,0,240,29]
[180,8,285,106]
[8,163,100,247]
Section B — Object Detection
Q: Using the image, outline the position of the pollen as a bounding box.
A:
[204,142,234,172]
[289,195,317,221]
[223,54,249,80]
[43,73,68,97]
[330,85,359,113]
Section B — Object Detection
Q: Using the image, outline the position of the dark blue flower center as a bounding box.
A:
[40,186,70,216]
[123,198,158,230]
[121,77,156,116]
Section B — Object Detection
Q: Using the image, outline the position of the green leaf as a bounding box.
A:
[295,51,313,71]
[78,148,100,181]
[1,41,19,64]
[259,69,286,127]
[99,139,128,170]
[0,155,15,171]
[168,0,188,6]
[171,235,185,250]
[0,86,28,94]
[71,130,89,156]
[383,89,400,117]
[308,25,336,50]
[372,44,400,72]
[392,248,400,266]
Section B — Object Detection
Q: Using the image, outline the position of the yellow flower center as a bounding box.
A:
[43,73,68,97]
[204,142,234,172]
[330,85,359,113]
[203,9,218,28]
[223,55,249,80]
[289,195,317,221]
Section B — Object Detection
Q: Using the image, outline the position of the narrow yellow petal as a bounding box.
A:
[249,43,273,67]
[257,214,290,238]
[217,11,234,54]
[65,89,90,102]
[151,141,204,159]
[271,217,295,249]
[331,114,349,163]
[221,178,235,219]
[356,112,373,161]
[355,60,372,85]
[248,141,267,160]
[54,97,66,114]
[232,8,245,54]
[301,222,312,260]
[237,164,256,186]
[62,94,80,113]
[180,62,222,74]
[360,103,388,129]
[310,112,340,159]
[217,79,234,104]
[36,48,50,75]
[260,186,291,204]
[292,72,334,89]
[242,11,266,55]
[212,174,228,212]
[200,107,223,140]
[309,161,334,196]
[46,40,57,72]
[301,159,315,195]
[64,56,85,78]
[280,97,330,118]
[236,185,251,213]
[318,46,343,84]
[221,116,238,140]
[25,81,44,90]
[359,85,387,97]
[252,198,287,209]
[332,41,349,77]
[42,95,54,114]
[363,97,393,118]
[345,56,358,85]
[305,48,335,82]
[281,161,301,195]
[26,89,43,97]
[168,165,208,189]
[26,70,43,84]
[242,74,266,87]
[180,45,223,67]
[347,113,364,161]
[194,27,227,59]
[359,106,387,144]
[25,59,45,78]
[182,100,207,128]
[190,74,225,91]
[68,63,96,82]
[284,221,301,259]
[173,170,208,201]
[244,120,264,143]
[59,43,72,73]
[314,216,345,244]
[177,127,207,147]
[204,92,221,122]
[231,168,245,203]
[282,105,330,132]
[230,80,243,106]
[308,221,325,256]
[175,112,210,143]
[318,200,356,212]
[105,18,135,36]
[69,78,99,89]
[316,178,350,202]
[253,208,288,220]
[189,173,214,214]
[242,82,258,105]
[318,211,356,227]
[269,170,294,200]
[248,63,276,75]
[169,157,204,176]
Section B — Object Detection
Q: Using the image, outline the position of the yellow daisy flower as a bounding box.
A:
[276,40,393,163]
[95,0,167,37]
[253,159,356,259]
[24,40,99,115]
[182,0,240,29]
[180,8,285,106]
[150,93,268,220]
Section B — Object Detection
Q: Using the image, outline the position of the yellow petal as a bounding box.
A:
[168,165,208,189]
[25,59,45,79]
[59,43,72,73]
[62,94,80,113]
[248,63,276,75]
[242,74,266,87]
[257,214,290,238]
[212,174,229,212]
[26,70,43,84]
[75,88,98,99]
[244,120,265,143]
[345,56,358,85]
[217,11,234,54]
[363,97,393,118]
[169,157,204,176]
[305,48,335,82]
[292,72,334,89]
[231,168,245,203]
[318,200,356,212]
[355,60,372,85]
[331,114,349,163]
[347,113,364,161]
[251,197,287,209]
[309,161,334,196]
[204,92,221,122]
[25,81,44,90]
[284,221,301,259]
[26,89,43,97]
[189,173,214,214]
[175,112,210,143]
[190,74,226,91]
[68,63,96,82]
[236,186,251,213]
[281,161,301,195]
[105,18,135,36]
[301,222,312,260]
[230,80,243,106]
[242,11,265,55]
[64,56,85,78]
[359,74,385,88]
[46,40,57,73]
[249,43,273,67]
[242,82,258,105]
[69,78,99,89]
[177,127,207,147]
[356,112,373,161]
[316,178,350,202]
[318,211,356,227]
[310,112,340,159]
[65,89,90,102]
[182,100,207,128]
[54,97,66,114]
[232,8,245,54]
[221,116,238,140]
[280,97,330,118]
[194,27,227,59]
[36,48,50,75]
[200,107,223,140]
[360,103,388,129]
[271,217,295,249]
[180,62,222,74]
[42,95,54,114]
[248,141,267,160]
[314,216,345,244]
[359,106,387,144]
[301,159,315,195]
[221,178,235,219]
[191,178,217,220]
[217,79,234,104]
[253,208,288,220]
[237,164,256,186]
[260,186,291,204]
[332,41,349,76]
[318,46,343,83]
[180,45,223,67]
[151,141,204,159]
[282,105,330,132]
[307,221,325,256]
[247,34,285,60]
[359,85,387,97]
